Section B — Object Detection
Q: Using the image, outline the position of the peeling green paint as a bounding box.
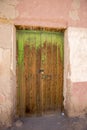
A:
[17,30,64,65]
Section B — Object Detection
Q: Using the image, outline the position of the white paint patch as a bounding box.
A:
[68,27,87,82]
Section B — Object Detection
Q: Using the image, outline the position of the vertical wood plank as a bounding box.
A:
[57,46,63,110]
[41,42,47,113]
[46,44,52,112]
[36,47,41,115]
[52,44,57,111]
[29,45,36,114]
[24,45,30,114]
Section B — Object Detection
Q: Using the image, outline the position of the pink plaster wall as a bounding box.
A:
[64,27,87,117]
[14,0,87,28]
[71,82,87,115]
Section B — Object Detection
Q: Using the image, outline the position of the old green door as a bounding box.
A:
[16,30,64,116]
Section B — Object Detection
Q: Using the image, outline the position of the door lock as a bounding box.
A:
[39,68,44,74]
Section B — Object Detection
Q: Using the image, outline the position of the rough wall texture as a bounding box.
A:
[64,27,87,117]
[0,23,16,126]
[0,0,87,28]
[0,0,87,126]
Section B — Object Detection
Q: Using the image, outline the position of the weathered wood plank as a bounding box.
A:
[17,30,64,116]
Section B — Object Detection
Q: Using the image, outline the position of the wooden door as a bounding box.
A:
[16,30,64,116]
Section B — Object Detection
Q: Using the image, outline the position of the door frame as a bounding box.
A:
[16,26,65,117]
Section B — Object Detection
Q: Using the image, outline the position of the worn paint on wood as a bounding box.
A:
[16,30,64,116]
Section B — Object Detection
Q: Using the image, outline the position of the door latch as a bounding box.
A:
[39,68,44,74]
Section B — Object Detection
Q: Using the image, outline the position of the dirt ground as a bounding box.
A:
[1,113,87,130]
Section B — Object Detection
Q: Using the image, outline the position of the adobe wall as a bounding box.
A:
[0,0,87,126]
[64,27,87,117]
[0,0,87,28]
[0,23,16,126]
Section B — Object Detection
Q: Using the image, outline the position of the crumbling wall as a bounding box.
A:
[0,23,16,126]
[0,0,87,28]
[0,0,87,127]
[64,27,87,117]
